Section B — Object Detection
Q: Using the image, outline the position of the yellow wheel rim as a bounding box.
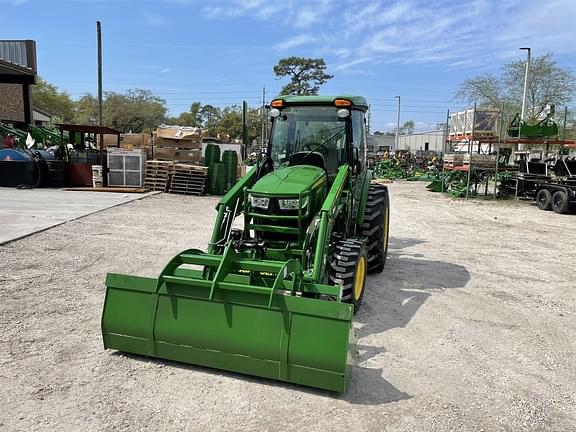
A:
[383,207,390,245]
[354,256,366,301]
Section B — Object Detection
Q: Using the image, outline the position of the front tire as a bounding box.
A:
[329,240,368,313]
[359,184,390,273]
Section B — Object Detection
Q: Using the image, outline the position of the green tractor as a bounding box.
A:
[101,95,390,393]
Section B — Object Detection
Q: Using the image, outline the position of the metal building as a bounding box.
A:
[367,134,395,155]
[397,130,446,153]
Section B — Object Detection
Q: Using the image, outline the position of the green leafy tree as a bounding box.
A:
[216,105,242,139]
[102,89,167,133]
[273,57,333,95]
[199,104,222,136]
[73,94,99,124]
[169,103,264,142]
[32,77,75,122]
[401,120,415,134]
[454,53,576,122]
[382,120,415,135]
[72,89,167,132]
[167,102,202,126]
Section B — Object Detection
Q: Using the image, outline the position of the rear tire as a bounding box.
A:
[329,240,368,314]
[359,184,390,273]
[552,191,570,214]
[536,189,552,210]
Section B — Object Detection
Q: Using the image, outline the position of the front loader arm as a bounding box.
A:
[310,164,351,283]
[208,167,257,254]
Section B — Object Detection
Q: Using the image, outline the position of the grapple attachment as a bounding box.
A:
[101,247,354,393]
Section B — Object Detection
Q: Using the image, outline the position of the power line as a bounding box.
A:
[66,90,263,96]
[370,109,452,114]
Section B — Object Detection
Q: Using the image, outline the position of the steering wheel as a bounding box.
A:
[256,156,274,179]
[301,142,329,156]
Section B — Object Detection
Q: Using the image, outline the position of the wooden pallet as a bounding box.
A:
[168,163,207,195]
[173,163,208,174]
[168,186,204,196]
[145,160,174,191]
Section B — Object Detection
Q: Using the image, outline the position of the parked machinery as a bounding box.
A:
[534,158,576,213]
[507,111,559,139]
[101,95,391,392]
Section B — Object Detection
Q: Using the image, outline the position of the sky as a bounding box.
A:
[3,0,576,132]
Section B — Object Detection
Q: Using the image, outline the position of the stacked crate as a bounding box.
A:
[153,126,202,164]
[144,160,173,191]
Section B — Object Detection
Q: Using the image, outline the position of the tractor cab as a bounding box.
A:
[246,96,369,243]
[267,96,368,183]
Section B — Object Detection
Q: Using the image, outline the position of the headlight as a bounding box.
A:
[278,197,308,210]
[250,195,270,209]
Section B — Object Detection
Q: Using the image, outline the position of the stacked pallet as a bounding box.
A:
[463,154,496,169]
[169,164,208,195]
[443,153,464,168]
[144,160,173,191]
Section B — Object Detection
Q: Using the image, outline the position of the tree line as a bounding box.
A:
[32,79,265,141]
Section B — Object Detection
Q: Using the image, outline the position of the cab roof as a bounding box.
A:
[273,95,369,112]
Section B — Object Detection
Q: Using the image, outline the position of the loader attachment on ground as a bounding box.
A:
[101,247,355,393]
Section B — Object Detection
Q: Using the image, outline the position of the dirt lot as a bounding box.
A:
[1,182,575,431]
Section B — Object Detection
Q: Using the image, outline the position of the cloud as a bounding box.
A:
[293,0,332,28]
[141,10,170,26]
[274,34,316,51]
[335,57,376,71]
[202,0,335,24]
[200,0,576,72]
[202,0,285,19]
[159,68,171,74]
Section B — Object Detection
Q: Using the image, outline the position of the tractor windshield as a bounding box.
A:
[269,106,348,174]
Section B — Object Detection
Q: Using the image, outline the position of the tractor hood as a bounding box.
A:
[251,165,326,196]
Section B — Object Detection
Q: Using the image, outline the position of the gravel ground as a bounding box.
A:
[1,182,575,431]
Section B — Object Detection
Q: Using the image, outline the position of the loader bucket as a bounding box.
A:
[101,247,355,393]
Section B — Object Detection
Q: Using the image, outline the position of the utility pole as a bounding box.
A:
[242,101,248,160]
[97,21,103,127]
[395,96,401,152]
[96,21,104,176]
[518,47,531,151]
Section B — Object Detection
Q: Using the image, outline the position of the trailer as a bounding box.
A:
[534,159,576,214]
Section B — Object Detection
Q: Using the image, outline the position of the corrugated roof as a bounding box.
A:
[0,58,36,76]
[0,40,36,70]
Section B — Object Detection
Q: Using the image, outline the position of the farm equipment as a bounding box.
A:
[1,125,28,149]
[507,113,559,138]
[101,95,390,393]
